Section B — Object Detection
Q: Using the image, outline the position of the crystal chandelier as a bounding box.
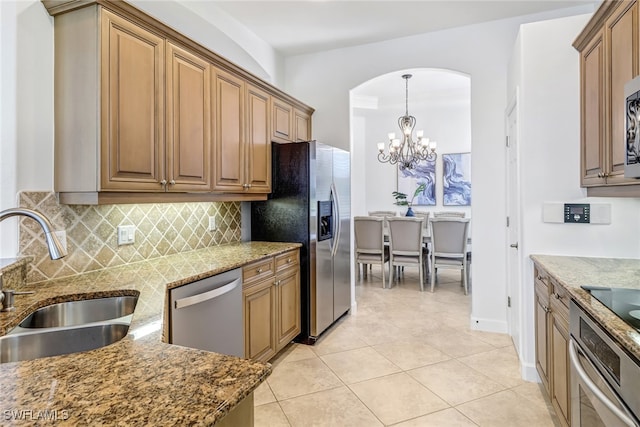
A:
[377,74,437,169]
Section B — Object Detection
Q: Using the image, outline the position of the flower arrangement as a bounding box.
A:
[392,183,426,207]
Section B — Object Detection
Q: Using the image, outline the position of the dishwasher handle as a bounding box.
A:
[174,277,241,310]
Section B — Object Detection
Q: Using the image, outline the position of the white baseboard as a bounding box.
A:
[521,359,540,382]
[469,316,508,333]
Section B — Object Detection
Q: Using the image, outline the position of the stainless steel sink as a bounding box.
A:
[0,323,130,363]
[18,296,137,328]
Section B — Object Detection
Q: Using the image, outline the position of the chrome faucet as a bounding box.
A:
[0,208,67,260]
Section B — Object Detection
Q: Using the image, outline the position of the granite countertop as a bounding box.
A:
[0,241,301,425]
[530,255,640,361]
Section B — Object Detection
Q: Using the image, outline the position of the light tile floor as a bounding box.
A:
[254,267,560,426]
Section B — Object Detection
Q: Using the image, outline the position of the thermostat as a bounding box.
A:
[564,204,590,223]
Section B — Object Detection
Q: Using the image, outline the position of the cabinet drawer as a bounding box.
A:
[276,250,299,272]
[550,280,570,327]
[534,267,550,294]
[243,258,275,285]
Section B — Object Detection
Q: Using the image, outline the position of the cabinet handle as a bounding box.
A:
[169,179,176,185]
[287,258,292,263]
[554,292,562,300]
[160,179,167,186]
[257,268,263,273]
[543,305,550,313]
[537,275,543,281]
[243,183,250,189]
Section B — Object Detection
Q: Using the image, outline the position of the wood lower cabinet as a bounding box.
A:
[575,0,640,195]
[243,249,300,362]
[533,265,571,427]
[243,276,277,362]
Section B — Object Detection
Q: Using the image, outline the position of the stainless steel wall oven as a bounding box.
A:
[570,300,640,427]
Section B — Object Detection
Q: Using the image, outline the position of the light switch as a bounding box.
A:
[117,225,136,245]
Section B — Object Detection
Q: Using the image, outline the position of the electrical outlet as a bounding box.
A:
[208,216,216,231]
[117,225,136,246]
[53,230,67,251]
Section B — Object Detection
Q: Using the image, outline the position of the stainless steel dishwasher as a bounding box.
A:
[169,268,243,357]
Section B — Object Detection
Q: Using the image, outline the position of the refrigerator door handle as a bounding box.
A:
[330,182,341,258]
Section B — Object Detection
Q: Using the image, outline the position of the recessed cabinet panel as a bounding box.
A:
[166,42,211,192]
[582,32,605,185]
[606,1,638,183]
[294,109,311,142]
[275,268,300,350]
[101,9,165,190]
[243,279,276,361]
[246,84,271,193]
[213,69,245,191]
[272,98,293,143]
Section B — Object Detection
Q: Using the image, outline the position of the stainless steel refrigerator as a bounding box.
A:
[251,141,351,344]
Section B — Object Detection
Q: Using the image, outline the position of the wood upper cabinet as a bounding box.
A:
[166,42,212,192]
[271,98,312,143]
[605,0,638,185]
[576,0,640,194]
[100,9,165,192]
[213,68,245,192]
[212,74,271,193]
[581,30,606,186]
[272,97,294,143]
[294,108,311,142]
[246,84,272,193]
[44,0,313,203]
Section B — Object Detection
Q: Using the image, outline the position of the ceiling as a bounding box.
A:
[206,0,598,56]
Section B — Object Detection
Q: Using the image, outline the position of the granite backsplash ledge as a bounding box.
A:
[17,191,242,283]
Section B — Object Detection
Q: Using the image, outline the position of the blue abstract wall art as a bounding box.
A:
[442,153,471,206]
[397,160,436,206]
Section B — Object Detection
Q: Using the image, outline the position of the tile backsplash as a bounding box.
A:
[18,192,241,283]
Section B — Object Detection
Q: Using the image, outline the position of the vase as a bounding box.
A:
[405,207,415,217]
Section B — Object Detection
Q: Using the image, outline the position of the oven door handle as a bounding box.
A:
[569,339,637,427]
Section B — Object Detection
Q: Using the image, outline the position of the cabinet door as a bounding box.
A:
[246,84,272,193]
[213,68,245,191]
[294,109,311,142]
[272,98,293,143]
[100,10,165,191]
[275,267,301,352]
[243,278,276,362]
[581,30,606,186]
[605,0,638,184]
[166,42,211,192]
[534,287,550,391]
[551,312,570,427]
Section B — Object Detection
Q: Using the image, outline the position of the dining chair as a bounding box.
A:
[412,210,430,235]
[354,216,390,288]
[433,211,466,218]
[429,217,471,295]
[387,217,428,291]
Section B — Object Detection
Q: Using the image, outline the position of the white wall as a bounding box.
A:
[508,14,640,380]
[283,5,595,334]
[0,1,54,258]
